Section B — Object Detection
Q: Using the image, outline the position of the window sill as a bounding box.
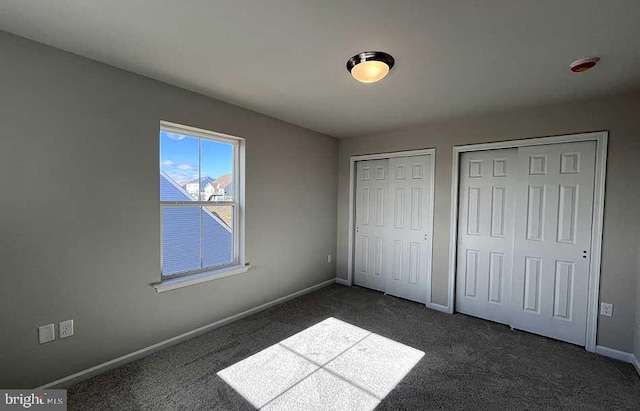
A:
[153,264,251,293]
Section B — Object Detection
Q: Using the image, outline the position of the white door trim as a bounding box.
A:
[347,148,436,306]
[447,131,608,352]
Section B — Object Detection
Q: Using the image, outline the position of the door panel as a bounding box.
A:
[354,155,432,304]
[456,149,517,324]
[511,141,596,345]
[354,159,388,292]
[456,140,597,346]
[384,155,432,303]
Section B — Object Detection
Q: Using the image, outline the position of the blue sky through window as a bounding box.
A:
[160,131,233,185]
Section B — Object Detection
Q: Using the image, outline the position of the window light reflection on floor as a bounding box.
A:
[217,317,425,410]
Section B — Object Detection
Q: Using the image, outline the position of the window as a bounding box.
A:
[159,121,245,283]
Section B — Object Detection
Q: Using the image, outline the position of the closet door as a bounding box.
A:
[384,155,432,303]
[511,141,596,345]
[354,159,389,293]
[456,149,517,324]
[354,155,433,303]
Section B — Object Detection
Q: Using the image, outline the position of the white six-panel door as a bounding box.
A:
[354,155,432,303]
[456,148,517,325]
[511,142,596,345]
[354,159,388,293]
[456,141,596,345]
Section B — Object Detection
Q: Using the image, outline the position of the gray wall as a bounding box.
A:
[337,92,640,353]
[0,31,338,388]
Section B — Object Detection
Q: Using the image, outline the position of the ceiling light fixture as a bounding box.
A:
[346,51,395,83]
[569,57,600,73]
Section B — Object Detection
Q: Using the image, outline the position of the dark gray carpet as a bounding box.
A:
[67,284,640,410]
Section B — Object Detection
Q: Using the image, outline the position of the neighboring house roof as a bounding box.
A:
[160,170,233,276]
[160,170,230,230]
[212,174,233,190]
[160,169,195,201]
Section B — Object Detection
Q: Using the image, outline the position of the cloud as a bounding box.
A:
[161,160,196,171]
[161,160,199,183]
[166,169,198,184]
[164,132,187,141]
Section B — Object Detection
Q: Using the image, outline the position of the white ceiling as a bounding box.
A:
[1,1,639,138]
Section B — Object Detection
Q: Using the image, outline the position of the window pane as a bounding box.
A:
[202,205,234,268]
[160,131,199,201]
[162,206,201,276]
[201,139,234,201]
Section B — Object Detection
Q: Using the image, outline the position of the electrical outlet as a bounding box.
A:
[600,302,614,317]
[38,324,55,344]
[59,319,74,339]
[327,254,333,263]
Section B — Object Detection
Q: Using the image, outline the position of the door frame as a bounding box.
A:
[447,131,608,352]
[346,148,436,306]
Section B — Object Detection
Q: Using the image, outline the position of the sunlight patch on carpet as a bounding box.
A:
[217,317,424,410]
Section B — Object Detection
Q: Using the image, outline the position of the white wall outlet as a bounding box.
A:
[59,319,74,339]
[600,302,614,317]
[38,324,55,344]
[327,254,333,263]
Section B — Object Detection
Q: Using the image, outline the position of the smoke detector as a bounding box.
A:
[570,57,600,73]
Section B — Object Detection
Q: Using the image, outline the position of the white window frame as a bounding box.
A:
[154,121,248,293]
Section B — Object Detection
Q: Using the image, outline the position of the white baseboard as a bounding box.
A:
[595,345,640,376]
[595,345,634,362]
[38,278,337,389]
[335,278,351,286]
[428,302,452,314]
